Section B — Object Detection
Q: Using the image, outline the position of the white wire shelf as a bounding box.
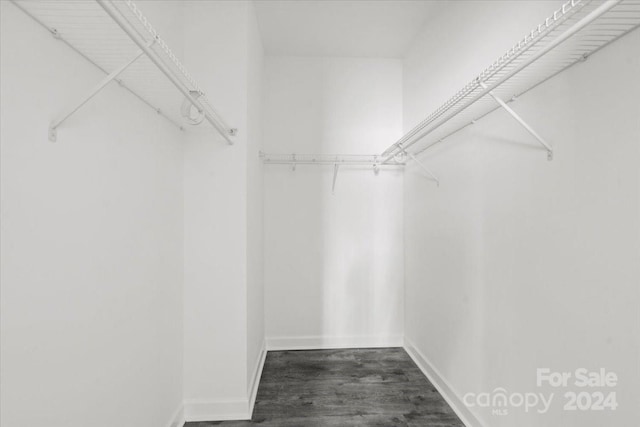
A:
[260,153,404,166]
[260,153,406,194]
[11,0,236,143]
[381,0,640,162]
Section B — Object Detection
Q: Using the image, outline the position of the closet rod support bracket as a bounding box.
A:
[48,45,150,142]
[405,151,439,187]
[478,80,553,161]
[332,164,340,195]
[48,126,57,143]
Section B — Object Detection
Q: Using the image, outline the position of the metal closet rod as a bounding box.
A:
[260,153,405,166]
[9,0,184,132]
[380,0,622,163]
[263,160,405,166]
[380,0,587,159]
[413,25,635,158]
[95,0,236,144]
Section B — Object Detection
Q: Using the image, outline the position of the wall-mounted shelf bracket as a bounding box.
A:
[478,80,553,160]
[405,151,439,186]
[332,164,340,194]
[48,44,150,142]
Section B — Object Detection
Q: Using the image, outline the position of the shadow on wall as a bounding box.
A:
[321,167,404,343]
[263,57,404,347]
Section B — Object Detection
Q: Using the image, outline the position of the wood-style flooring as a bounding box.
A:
[185,348,464,426]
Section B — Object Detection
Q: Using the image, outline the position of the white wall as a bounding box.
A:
[1,1,264,425]
[0,2,184,427]
[263,57,404,349]
[403,2,640,427]
[245,0,266,407]
[182,0,264,421]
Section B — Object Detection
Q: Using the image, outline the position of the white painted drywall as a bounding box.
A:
[254,0,440,58]
[182,0,248,417]
[263,57,405,348]
[0,2,185,427]
[246,0,266,401]
[403,2,640,426]
[181,0,264,421]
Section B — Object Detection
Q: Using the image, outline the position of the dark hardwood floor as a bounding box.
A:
[186,348,464,426]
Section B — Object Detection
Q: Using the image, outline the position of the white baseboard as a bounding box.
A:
[248,340,267,415]
[183,398,250,422]
[183,337,480,425]
[266,335,404,351]
[404,339,485,427]
[166,402,185,427]
[184,340,267,423]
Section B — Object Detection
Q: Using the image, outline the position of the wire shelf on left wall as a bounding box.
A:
[11,0,237,144]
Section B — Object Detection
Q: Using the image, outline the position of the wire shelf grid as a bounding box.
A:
[11,0,234,140]
[382,0,640,161]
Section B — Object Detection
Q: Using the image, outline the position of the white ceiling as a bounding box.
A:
[254,0,442,58]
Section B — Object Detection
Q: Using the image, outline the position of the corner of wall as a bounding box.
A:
[404,339,485,427]
[183,339,267,423]
[248,339,268,415]
[167,403,186,427]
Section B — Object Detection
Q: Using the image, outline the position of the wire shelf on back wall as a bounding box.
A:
[381,0,640,163]
[260,153,405,166]
[11,0,236,144]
